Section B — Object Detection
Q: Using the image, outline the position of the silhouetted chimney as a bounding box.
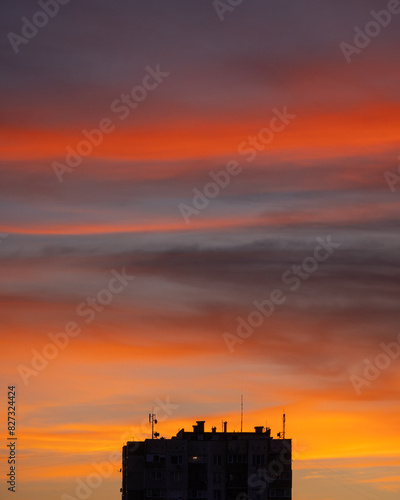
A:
[223,421,227,433]
[196,421,205,433]
[254,426,264,434]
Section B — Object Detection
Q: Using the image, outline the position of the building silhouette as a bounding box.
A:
[122,419,292,500]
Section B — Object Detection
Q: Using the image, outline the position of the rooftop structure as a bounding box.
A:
[122,419,292,500]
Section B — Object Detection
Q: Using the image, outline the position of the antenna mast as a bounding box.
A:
[277,412,286,439]
[240,394,243,432]
[149,411,158,439]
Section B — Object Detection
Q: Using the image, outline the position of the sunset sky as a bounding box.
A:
[1,1,400,499]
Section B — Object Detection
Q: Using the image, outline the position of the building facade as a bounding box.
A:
[122,420,292,500]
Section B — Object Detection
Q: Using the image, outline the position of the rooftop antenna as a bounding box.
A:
[277,411,286,439]
[240,394,243,433]
[149,411,158,439]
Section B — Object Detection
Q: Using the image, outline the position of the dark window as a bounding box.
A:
[228,454,246,463]
[149,471,163,480]
[171,455,183,465]
[252,454,264,466]
[213,454,222,465]
[146,489,165,498]
[213,472,221,483]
